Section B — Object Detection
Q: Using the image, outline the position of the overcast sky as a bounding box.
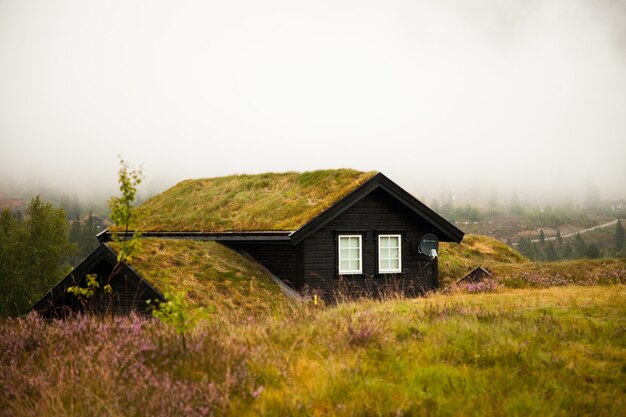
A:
[1,0,625,201]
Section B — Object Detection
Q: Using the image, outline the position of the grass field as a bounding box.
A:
[2,284,625,417]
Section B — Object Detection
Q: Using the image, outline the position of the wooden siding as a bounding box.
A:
[302,188,438,299]
[35,246,162,318]
[227,243,303,289]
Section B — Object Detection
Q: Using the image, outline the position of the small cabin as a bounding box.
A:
[33,170,463,316]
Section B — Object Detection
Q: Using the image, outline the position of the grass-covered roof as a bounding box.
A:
[108,238,286,319]
[125,169,377,232]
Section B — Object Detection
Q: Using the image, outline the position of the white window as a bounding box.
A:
[378,234,402,273]
[338,235,362,274]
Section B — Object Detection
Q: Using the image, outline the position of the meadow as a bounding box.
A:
[2,283,625,417]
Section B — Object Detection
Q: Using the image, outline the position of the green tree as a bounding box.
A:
[68,159,143,316]
[0,198,74,316]
[78,212,99,259]
[24,197,75,305]
[586,243,601,259]
[574,233,587,258]
[556,229,563,246]
[545,241,559,261]
[108,159,143,264]
[615,219,625,252]
[539,229,545,245]
[532,242,545,261]
[563,242,573,259]
[517,238,531,258]
[68,215,83,265]
[0,210,27,314]
[69,215,82,244]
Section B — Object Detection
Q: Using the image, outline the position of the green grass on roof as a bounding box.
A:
[108,238,286,319]
[123,169,377,232]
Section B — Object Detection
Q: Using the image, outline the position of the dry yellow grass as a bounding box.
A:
[115,169,377,232]
[439,234,626,289]
[439,234,526,284]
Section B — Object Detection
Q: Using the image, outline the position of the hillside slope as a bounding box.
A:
[439,234,526,284]
[439,234,626,289]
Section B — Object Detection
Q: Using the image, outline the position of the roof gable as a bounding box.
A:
[290,173,464,244]
[125,169,377,233]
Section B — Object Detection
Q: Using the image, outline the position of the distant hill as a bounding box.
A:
[439,234,526,284]
[439,234,626,290]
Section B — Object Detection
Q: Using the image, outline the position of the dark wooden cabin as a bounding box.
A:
[33,170,464,314]
[228,174,464,298]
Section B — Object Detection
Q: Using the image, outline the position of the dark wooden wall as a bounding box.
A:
[35,249,161,318]
[227,242,303,289]
[302,188,438,300]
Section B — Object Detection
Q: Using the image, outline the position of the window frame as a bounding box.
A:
[378,234,402,274]
[337,234,363,275]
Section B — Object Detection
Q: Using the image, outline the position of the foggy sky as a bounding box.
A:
[1,0,625,202]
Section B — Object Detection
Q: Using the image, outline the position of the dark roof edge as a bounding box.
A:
[98,230,292,243]
[376,174,465,242]
[290,173,464,245]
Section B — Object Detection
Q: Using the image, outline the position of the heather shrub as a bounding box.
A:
[0,313,259,417]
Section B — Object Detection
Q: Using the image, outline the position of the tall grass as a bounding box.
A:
[2,285,625,416]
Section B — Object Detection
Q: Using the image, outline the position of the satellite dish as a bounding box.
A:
[419,234,439,259]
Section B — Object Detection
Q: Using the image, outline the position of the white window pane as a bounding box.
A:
[339,235,361,273]
[380,238,389,249]
[389,237,399,248]
[390,248,399,259]
[380,259,389,270]
[389,258,400,270]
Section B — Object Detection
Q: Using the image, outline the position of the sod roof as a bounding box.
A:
[108,238,286,318]
[124,169,377,232]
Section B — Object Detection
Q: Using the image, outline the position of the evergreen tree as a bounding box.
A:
[586,243,601,259]
[545,241,559,261]
[69,215,82,244]
[531,242,545,261]
[556,229,563,246]
[518,238,531,258]
[563,242,573,259]
[539,229,545,245]
[78,212,99,259]
[574,233,587,258]
[615,219,625,252]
